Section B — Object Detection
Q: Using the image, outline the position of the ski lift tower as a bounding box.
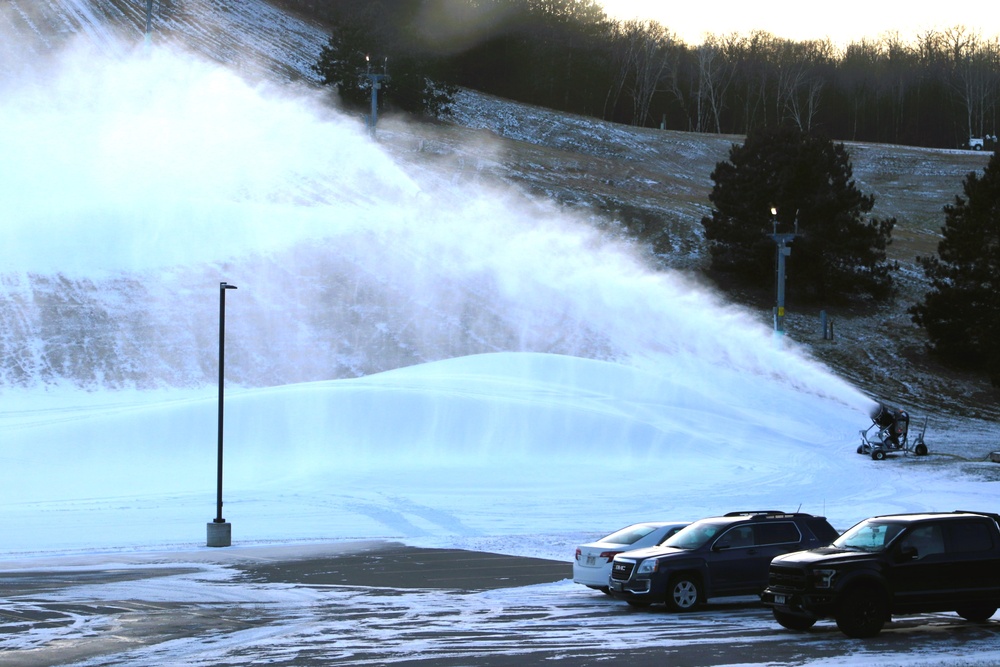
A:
[365,55,388,139]
[768,207,799,335]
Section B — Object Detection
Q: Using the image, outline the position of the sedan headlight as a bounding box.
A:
[811,568,837,589]
[636,559,659,574]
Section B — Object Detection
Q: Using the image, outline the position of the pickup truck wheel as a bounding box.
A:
[835,587,888,638]
[773,609,816,631]
[666,575,701,612]
[956,603,998,622]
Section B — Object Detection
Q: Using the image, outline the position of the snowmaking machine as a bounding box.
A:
[857,403,928,460]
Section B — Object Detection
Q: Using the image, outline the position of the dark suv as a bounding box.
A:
[608,511,838,611]
[762,511,1000,637]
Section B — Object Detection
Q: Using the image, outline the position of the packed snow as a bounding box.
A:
[1,28,999,667]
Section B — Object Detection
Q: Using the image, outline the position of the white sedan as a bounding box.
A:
[573,521,689,592]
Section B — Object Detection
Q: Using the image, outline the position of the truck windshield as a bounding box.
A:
[833,520,905,552]
[663,522,724,550]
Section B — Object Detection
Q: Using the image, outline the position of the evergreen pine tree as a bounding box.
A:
[702,125,896,303]
[312,4,456,119]
[910,150,1000,385]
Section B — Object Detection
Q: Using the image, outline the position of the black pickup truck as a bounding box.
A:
[761,511,1000,637]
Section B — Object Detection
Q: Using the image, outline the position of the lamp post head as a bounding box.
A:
[221,282,238,290]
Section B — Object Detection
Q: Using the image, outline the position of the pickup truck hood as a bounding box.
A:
[772,547,878,566]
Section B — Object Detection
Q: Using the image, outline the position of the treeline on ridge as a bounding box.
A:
[286,0,998,149]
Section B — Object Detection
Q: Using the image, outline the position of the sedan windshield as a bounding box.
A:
[603,524,657,545]
[663,522,725,550]
[833,520,905,552]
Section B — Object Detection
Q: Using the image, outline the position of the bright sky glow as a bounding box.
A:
[601,1,998,46]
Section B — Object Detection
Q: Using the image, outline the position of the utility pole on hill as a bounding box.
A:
[366,55,388,139]
[144,0,154,47]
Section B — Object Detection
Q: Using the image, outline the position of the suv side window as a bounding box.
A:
[715,525,754,549]
[755,522,801,546]
[806,516,839,544]
[947,520,995,553]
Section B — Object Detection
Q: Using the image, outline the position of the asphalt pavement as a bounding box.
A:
[3,542,999,666]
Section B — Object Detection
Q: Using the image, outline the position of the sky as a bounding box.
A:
[2,15,1000,664]
[601,0,997,46]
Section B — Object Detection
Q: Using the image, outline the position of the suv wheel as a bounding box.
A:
[666,574,701,612]
[835,587,888,638]
[956,603,998,622]
[773,609,817,631]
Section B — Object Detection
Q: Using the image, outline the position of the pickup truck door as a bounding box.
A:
[891,519,1000,609]
[891,523,950,608]
[941,520,1000,600]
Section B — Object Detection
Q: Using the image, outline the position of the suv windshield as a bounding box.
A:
[833,520,905,552]
[664,521,727,550]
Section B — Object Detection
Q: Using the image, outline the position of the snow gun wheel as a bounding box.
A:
[857,445,865,454]
[871,449,886,461]
[914,443,928,456]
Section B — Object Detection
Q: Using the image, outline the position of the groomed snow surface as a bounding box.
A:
[2,36,999,667]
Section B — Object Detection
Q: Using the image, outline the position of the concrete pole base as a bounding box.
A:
[207,521,232,547]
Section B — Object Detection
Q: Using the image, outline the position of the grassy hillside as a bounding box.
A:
[374,91,999,421]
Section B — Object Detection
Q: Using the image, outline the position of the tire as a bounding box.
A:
[665,574,702,612]
[857,445,865,454]
[835,587,888,638]
[914,443,928,456]
[871,449,886,461]
[773,609,817,631]
[771,609,816,630]
[956,603,997,622]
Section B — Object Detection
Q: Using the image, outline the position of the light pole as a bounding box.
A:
[365,55,388,139]
[768,207,799,335]
[207,282,238,547]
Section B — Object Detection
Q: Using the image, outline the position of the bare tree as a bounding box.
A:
[945,26,1000,141]
[723,31,780,134]
[775,40,833,131]
[604,19,677,126]
[696,37,734,133]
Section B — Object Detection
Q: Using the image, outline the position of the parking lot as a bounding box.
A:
[2,543,999,666]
